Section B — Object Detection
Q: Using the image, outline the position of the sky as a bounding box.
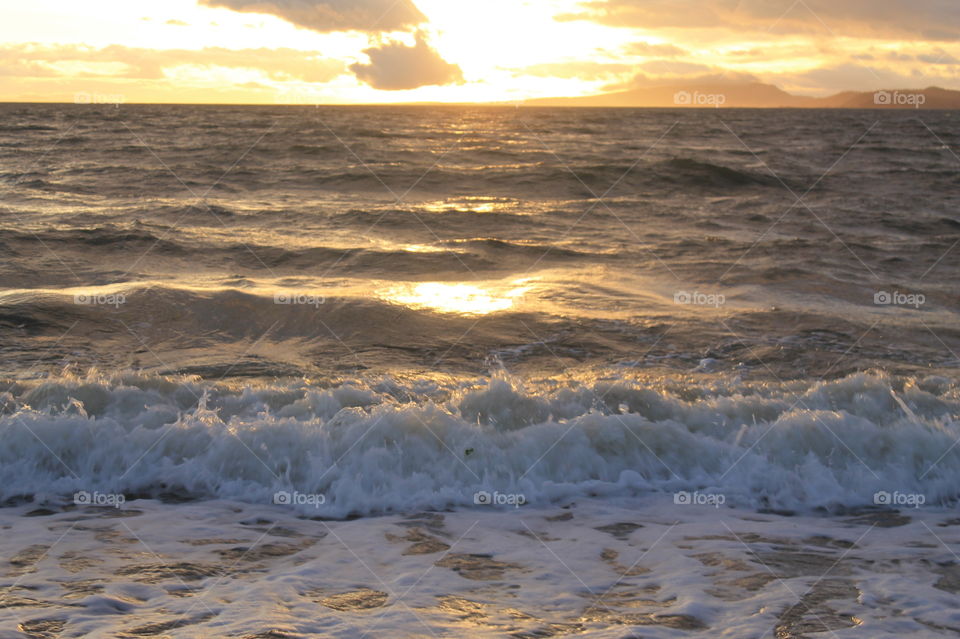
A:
[1,0,959,104]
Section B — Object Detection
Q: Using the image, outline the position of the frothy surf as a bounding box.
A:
[2,369,957,517]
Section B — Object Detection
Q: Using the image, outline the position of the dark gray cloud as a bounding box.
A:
[560,0,960,41]
[350,35,463,90]
[198,0,426,33]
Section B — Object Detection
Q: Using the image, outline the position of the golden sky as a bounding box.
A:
[1,0,958,103]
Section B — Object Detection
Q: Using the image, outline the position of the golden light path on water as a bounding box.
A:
[381,279,534,315]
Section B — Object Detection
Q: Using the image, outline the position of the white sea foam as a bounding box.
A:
[3,497,960,637]
[1,370,958,517]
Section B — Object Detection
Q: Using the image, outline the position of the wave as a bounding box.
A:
[12,179,96,194]
[0,124,59,132]
[440,238,591,259]
[303,159,791,194]
[5,226,187,254]
[653,158,786,189]
[1,370,958,517]
[876,213,960,235]
[4,225,596,273]
[11,157,798,199]
[0,287,544,362]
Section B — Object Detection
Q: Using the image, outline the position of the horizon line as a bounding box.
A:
[3,84,958,108]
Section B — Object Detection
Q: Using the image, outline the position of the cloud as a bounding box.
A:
[560,0,960,41]
[350,35,463,90]
[513,61,633,80]
[779,62,957,93]
[625,41,687,57]
[918,50,960,65]
[198,0,426,33]
[0,44,346,83]
[639,59,712,75]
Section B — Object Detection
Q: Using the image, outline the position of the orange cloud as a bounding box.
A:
[0,44,346,83]
[624,41,687,57]
[512,61,633,80]
[560,0,960,41]
[197,0,426,33]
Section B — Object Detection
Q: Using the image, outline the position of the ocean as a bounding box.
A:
[1,104,960,637]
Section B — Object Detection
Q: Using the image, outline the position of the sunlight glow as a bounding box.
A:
[421,197,517,214]
[382,281,532,315]
[0,0,956,103]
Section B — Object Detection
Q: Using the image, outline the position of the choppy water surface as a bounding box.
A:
[1,105,958,379]
[1,104,959,511]
[4,103,960,638]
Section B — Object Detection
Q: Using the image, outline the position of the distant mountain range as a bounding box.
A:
[521,83,960,109]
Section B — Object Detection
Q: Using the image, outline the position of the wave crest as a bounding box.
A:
[2,371,958,517]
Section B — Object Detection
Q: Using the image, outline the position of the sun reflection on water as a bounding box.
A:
[401,244,448,253]
[421,196,517,214]
[382,280,533,315]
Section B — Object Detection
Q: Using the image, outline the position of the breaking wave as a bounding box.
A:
[2,370,958,517]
